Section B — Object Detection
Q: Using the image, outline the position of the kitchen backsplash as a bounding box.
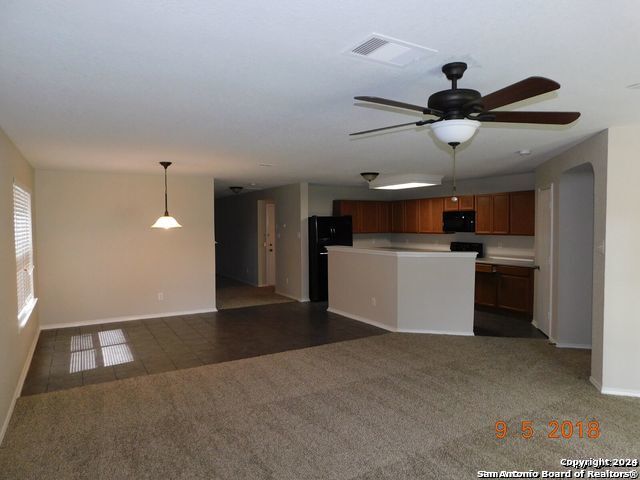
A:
[353,232,534,259]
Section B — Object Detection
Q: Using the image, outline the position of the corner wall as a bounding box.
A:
[602,126,640,395]
[35,170,216,327]
[535,131,608,388]
[0,128,40,443]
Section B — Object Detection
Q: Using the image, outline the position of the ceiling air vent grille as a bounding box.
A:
[352,37,389,56]
[345,34,437,67]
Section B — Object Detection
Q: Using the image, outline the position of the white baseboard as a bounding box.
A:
[1,326,41,446]
[275,290,307,302]
[555,342,592,350]
[589,376,602,392]
[327,308,474,336]
[41,308,218,330]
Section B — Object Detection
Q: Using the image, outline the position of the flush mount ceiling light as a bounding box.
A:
[229,186,244,194]
[369,173,442,190]
[151,162,182,229]
[360,172,379,183]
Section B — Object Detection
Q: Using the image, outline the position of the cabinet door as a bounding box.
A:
[492,193,510,234]
[497,274,532,314]
[430,198,444,233]
[391,201,405,233]
[359,201,379,233]
[475,195,492,234]
[418,199,433,233]
[333,200,361,233]
[475,272,498,307]
[404,200,419,233]
[458,195,475,211]
[443,197,459,212]
[509,190,535,235]
[377,202,391,233]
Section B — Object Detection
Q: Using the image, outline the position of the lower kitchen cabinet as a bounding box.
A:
[475,264,534,317]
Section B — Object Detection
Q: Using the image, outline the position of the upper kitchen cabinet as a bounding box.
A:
[509,190,536,235]
[333,200,361,233]
[404,199,420,233]
[358,201,379,233]
[443,195,475,212]
[418,197,444,233]
[378,201,391,233]
[475,193,510,235]
[391,201,405,233]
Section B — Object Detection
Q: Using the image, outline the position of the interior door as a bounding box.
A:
[265,203,276,286]
[535,186,553,337]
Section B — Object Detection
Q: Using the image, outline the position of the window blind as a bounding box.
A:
[13,184,35,321]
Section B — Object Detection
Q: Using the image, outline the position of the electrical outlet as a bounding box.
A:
[371,297,377,307]
[286,277,289,285]
[157,292,164,301]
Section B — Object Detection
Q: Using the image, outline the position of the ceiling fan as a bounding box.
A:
[350,62,580,144]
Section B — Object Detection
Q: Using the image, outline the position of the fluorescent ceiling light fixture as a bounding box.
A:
[431,119,480,145]
[370,173,442,190]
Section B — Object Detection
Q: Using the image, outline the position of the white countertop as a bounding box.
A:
[476,257,537,268]
[326,246,477,258]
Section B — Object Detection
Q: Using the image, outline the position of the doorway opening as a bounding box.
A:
[555,163,595,348]
[535,184,553,338]
[214,196,292,310]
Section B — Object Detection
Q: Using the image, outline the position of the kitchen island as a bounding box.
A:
[326,246,477,335]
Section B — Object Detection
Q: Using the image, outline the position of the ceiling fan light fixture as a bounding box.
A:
[370,173,442,190]
[430,119,480,145]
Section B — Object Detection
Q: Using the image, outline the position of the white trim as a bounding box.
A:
[1,326,40,446]
[591,377,640,398]
[327,308,474,336]
[275,290,306,302]
[555,342,592,349]
[40,308,218,330]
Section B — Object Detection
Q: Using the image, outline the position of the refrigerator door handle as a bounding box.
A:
[319,252,328,255]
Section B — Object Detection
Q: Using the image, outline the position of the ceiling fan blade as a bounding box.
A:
[349,120,431,136]
[354,96,439,116]
[478,77,560,111]
[481,111,580,125]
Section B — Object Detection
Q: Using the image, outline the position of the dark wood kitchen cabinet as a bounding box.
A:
[475,193,510,235]
[358,201,379,233]
[391,201,405,233]
[418,198,445,233]
[509,190,535,235]
[443,195,475,212]
[475,263,534,317]
[333,200,361,232]
[378,201,391,233]
[403,200,419,233]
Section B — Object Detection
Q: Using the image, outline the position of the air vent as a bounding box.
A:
[346,34,437,67]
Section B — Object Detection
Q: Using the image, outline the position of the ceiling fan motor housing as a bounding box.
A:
[428,88,482,119]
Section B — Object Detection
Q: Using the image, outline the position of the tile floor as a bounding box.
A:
[474,308,547,339]
[22,302,387,396]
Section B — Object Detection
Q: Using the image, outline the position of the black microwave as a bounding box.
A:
[443,211,476,233]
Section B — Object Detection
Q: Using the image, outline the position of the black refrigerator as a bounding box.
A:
[308,215,353,301]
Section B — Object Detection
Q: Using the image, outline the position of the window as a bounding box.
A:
[13,183,36,326]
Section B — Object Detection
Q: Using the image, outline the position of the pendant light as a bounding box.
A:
[151,162,182,229]
[449,142,460,202]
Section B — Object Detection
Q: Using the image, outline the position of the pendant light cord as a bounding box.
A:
[163,165,169,216]
[449,142,460,199]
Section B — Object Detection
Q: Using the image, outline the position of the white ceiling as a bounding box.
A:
[1,0,640,193]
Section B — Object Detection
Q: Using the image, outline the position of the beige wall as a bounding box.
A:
[35,170,216,326]
[0,128,39,442]
[603,126,640,394]
[535,131,608,388]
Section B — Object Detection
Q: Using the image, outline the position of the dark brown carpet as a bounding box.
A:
[1,334,638,479]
